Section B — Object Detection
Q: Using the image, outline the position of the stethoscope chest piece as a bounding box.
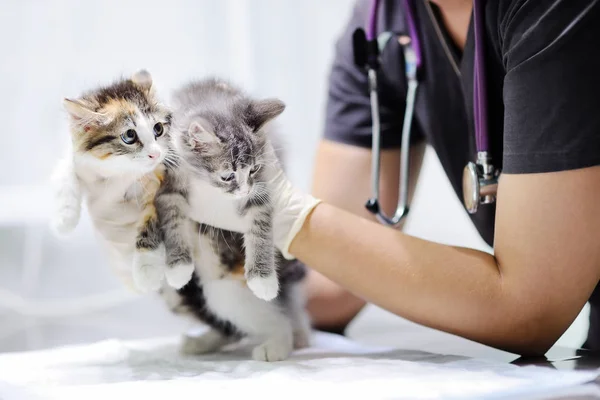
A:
[462,162,480,214]
[462,152,499,214]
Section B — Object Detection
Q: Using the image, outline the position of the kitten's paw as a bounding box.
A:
[246,272,279,301]
[180,330,233,355]
[51,205,81,237]
[252,338,292,362]
[165,263,195,289]
[132,248,165,292]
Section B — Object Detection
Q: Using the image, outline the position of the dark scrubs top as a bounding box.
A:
[323,0,600,349]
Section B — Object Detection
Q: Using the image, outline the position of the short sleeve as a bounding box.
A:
[323,0,424,149]
[501,1,600,174]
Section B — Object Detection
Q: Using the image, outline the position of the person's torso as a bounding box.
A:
[375,0,600,348]
[377,0,508,246]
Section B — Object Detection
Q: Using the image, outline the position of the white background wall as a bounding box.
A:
[0,0,588,353]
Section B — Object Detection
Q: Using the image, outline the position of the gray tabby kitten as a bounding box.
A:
[146,78,311,361]
[160,78,284,301]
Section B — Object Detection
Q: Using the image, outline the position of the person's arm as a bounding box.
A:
[292,166,600,355]
[288,1,600,354]
[306,139,425,331]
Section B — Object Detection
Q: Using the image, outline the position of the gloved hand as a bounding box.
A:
[262,158,322,259]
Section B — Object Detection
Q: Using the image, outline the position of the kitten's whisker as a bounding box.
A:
[213,226,221,253]
[220,229,233,253]
[163,158,176,168]
[166,151,182,161]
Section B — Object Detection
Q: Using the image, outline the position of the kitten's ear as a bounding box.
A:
[63,98,108,129]
[131,69,153,92]
[188,119,220,151]
[245,98,285,132]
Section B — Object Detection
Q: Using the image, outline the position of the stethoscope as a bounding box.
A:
[353,0,499,227]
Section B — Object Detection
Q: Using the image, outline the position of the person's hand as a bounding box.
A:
[262,155,321,259]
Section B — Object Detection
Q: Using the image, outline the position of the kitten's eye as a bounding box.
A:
[220,173,235,182]
[249,165,261,175]
[153,122,164,137]
[121,129,138,145]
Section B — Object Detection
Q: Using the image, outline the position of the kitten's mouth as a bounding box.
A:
[148,156,165,169]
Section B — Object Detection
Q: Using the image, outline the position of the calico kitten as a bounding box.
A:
[51,70,193,291]
[154,78,311,361]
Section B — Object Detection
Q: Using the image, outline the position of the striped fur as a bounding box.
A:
[155,78,311,361]
[168,78,285,299]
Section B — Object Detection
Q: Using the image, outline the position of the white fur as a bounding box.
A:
[50,155,82,237]
[246,273,279,302]
[194,234,296,362]
[252,337,292,362]
[165,262,195,289]
[186,177,253,233]
[132,245,166,292]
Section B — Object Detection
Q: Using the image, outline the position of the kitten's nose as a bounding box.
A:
[148,151,160,160]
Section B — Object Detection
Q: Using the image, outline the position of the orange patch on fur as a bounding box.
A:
[154,167,165,184]
[228,261,248,285]
[100,98,137,117]
[230,261,245,277]
[141,205,157,224]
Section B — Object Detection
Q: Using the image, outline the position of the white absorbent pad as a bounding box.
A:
[0,331,599,400]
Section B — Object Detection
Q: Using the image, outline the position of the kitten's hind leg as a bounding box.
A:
[288,284,312,349]
[251,323,294,362]
[180,329,237,355]
[50,156,81,236]
[244,209,279,301]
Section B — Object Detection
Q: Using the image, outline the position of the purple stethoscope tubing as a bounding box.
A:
[369,0,488,153]
[365,0,493,225]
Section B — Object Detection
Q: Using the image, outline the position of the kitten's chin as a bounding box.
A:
[232,190,252,200]
[75,153,162,178]
[141,161,162,173]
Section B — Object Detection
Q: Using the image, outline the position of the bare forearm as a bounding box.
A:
[302,140,425,330]
[290,203,545,355]
[305,269,366,330]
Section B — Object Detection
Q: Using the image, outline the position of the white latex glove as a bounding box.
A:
[264,162,321,259]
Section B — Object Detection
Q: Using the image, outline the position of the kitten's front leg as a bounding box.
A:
[244,206,279,301]
[156,190,195,289]
[50,156,82,236]
[132,170,168,292]
[133,202,166,292]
